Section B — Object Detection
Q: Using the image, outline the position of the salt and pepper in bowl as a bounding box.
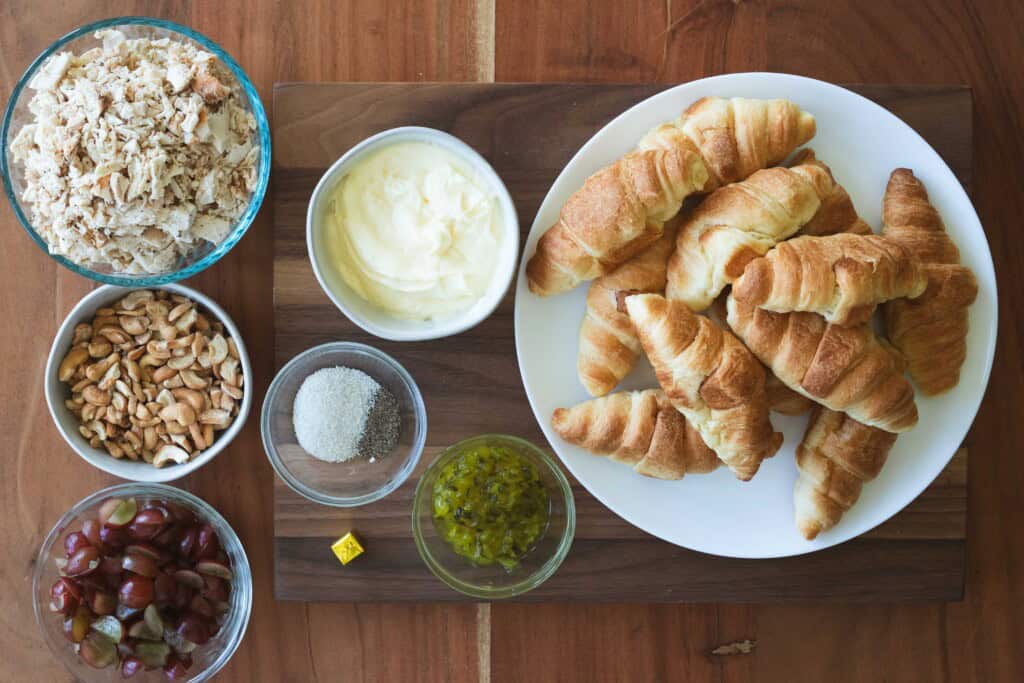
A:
[260,342,427,507]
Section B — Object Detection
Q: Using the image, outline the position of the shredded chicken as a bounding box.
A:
[10,30,259,274]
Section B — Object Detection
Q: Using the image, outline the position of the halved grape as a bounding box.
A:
[162,627,198,655]
[126,520,161,542]
[143,603,164,636]
[82,519,103,546]
[173,582,194,611]
[64,531,93,556]
[100,525,128,550]
[123,554,160,578]
[194,525,220,561]
[50,577,82,615]
[99,554,123,576]
[90,615,125,643]
[125,543,163,561]
[175,612,210,645]
[79,631,118,668]
[201,574,229,602]
[188,595,214,619]
[177,527,197,559]
[119,576,154,609]
[120,656,144,678]
[102,498,138,528]
[63,607,90,643]
[66,546,101,577]
[91,590,117,616]
[115,603,143,621]
[195,560,232,581]
[173,569,204,590]
[163,654,191,679]
[134,641,171,668]
[127,619,162,641]
[133,509,166,527]
[154,573,177,604]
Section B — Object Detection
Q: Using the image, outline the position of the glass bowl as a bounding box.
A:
[0,17,271,286]
[260,342,427,507]
[32,483,253,682]
[412,434,575,599]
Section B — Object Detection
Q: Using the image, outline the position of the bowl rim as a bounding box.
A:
[44,283,253,483]
[305,125,519,342]
[260,341,428,507]
[0,16,272,286]
[32,482,253,682]
[411,433,576,599]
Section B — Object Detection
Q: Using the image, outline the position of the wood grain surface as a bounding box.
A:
[3,1,1022,682]
[272,82,970,602]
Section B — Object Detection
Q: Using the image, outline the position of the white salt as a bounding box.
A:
[292,366,380,463]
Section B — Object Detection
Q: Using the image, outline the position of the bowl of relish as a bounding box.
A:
[411,434,575,598]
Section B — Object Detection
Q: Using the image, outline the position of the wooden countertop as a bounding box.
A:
[2,2,1020,681]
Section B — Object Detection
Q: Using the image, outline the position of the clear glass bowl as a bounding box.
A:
[0,17,271,286]
[261,342,427,507]
[412,434,575,599]
[32,483,253,682]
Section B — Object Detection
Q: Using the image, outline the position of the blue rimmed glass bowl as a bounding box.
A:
[0,17,271,286]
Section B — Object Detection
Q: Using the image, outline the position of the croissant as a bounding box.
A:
[665,158,835,311]
[526,97,816,296]
[577,221,679,396]
[726,295,918,433]
[707,293,813,415]
[794,407,898,539]
[732,234,928,326]
[766,374,814,415]
[790,150,872,237]
[880,169,978,395]
[625,294,782,480]
[551,389,720,480]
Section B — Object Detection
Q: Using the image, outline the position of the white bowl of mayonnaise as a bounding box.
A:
[306,127,519,341]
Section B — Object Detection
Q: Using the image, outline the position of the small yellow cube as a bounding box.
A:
[331,532,364,565]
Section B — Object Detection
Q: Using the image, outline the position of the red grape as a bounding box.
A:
[91,590,117,616]
[154,573,177,604]
[64,531,92,556]
[122,553,160,578]
[120,656,144,678]
[65,546,100,577]
[79,631,117,668]
[163,655,191,679]
[82,518,102,546]
[201,574,229,602]
[193,524,220,561]
[118,576,154,608]
[177,527,197,559]
[175,612,210,645]
[99,524,127,550]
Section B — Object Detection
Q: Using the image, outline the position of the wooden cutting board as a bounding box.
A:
[272,83,971,602]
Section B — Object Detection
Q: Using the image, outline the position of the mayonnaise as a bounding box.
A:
[323,141,504,320]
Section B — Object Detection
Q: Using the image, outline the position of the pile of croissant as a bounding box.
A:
[527,96,978,540]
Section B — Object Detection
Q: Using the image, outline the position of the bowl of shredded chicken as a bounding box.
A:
[2,19,270,283]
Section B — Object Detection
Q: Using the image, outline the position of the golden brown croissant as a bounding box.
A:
[665,159,835,311]
[625,294,782,480]
[732,234,928,326]
[726,295,918,433]
[707,293,813,416]
[551,389,720,480]
[790,150,872,237]
[766,374,814,415]
[526,97,816,296]
[880,169,978,395]
[794,407,898,540]
[577,222,679,396]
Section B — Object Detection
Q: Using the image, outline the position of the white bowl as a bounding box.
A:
[45,283,253,482]
[306,126,519,341]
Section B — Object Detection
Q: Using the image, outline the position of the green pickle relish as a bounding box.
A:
[432,443,550,570]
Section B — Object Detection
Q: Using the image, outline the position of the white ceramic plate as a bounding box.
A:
[514,73,997,558]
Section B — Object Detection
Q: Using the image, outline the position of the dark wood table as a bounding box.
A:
[3,2,1020,681]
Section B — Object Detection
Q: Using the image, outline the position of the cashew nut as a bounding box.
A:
[153,444,190,468]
